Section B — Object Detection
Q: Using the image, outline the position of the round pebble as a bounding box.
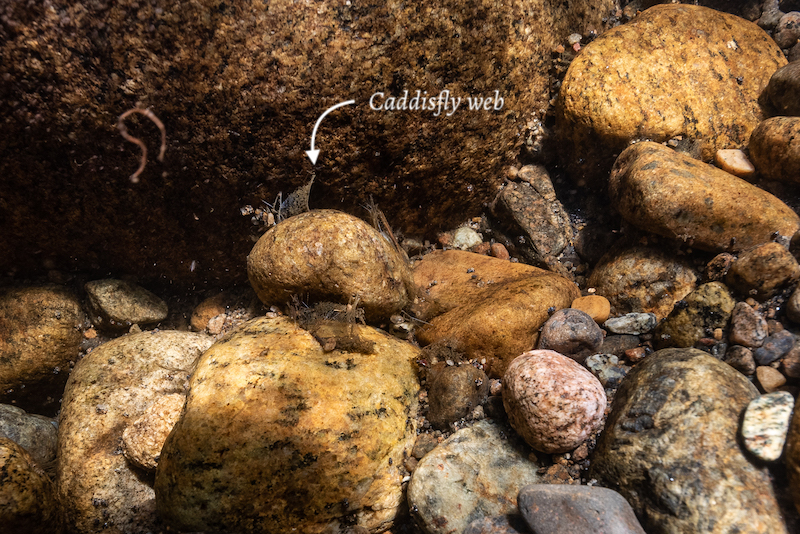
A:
[765,60,800,116]
[729,301,768,348]
[774,12,800,49]
[452,226,483,250]
[490,243,510,260]
[715,149,755,178]
[604,313,657,335]
[537,308,604,364]
[787,286,800,324]
[503,350,606,453]
[427,364,489,429]
[726,242,800,300]
[741,391,794,462]
[570,295,611,324]
[757,366,788,393]
[723,345,757,376]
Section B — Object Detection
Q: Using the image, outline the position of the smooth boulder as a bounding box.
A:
[748,116,800,182]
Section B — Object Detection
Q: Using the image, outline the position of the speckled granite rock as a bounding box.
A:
[0,404,57,468]
[610,142,800,252]
[741,391,794,461]
[407,420,541,534]
[604,313,657,336]
[591,348,787,534]
[587,246,697,321]
[726,242,800,299]
[764,61,800,116]
[0,0,616,284]
[0,285,84,415]
[655,282,735,349]
[557,3,786,187]
[155,316,420,533]
[85,278,168,330]
[585,354,631,389]
[0,437,63,534]
[503,350,606,453]
[57,330,213,534]
[749,116,800,183]
[122,393,185,471]
[464,515,529,534]
[414,251,579,377]
[518,484,646,534]
[729,301,768,348]
[247,210,414,322]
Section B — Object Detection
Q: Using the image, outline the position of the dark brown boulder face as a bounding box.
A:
[0,0,615,285]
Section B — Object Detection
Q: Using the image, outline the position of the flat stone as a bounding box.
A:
[585,354,631,389]
[604,313,657,335]
[655,282,735,349]
[749,116,800,183]
[591,348,787,533]
[85,279,168,329]
[753,330,795,365]
[0,285,85,415]
[723,345,757,375]
[757,365,788,392]
[557,3,786,187]
[155,316,420,533]
[407,420,541,534]
[518,484,646,534]
[599,335,642,358]
[503,350,606,453]
[0,404,57,468]
[764,60,800,116]
[610,142,799,252]
[57,330,213,534]
[427,364,489,430]
[537,308,604,364]
[741,391,794,461]
[729,301,768,348]
[726,242,800,299]
[587,246,697,321]
[570,295,611,324]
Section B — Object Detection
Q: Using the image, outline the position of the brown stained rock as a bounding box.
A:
[655,282,735,349]
[591,349,787,534]
[726,242,800,299]
[122,393,185,471]
[503,350,606,454]
[749,116,800,183]
[557,4,786,188]
[764,61,800,116]
[426,364,489,430]
[724,345,757,376]
[57,331,213,534]
[247,210,413,322]
[155,316,420,533]
[0,438,63,534]
[570,295,611,324]
[0,0,617,285]
[587,246,698,322]
[0,285,85,415]
[609,142,800,252]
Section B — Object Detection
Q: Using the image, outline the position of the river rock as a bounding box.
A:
[0,285,84,415]
[784,393,800,512]
[775,11,800,48]
[557,3,786,188]
[503,350,606,453]
[122,393,186,471]
[610,142,800,252]
[757,365,788,392]
[517,484,646,534]
[729,301,768,347]
[604,313,657,336]
[247,210,414,322]
[537,308,604,364]
[591,348,787,534]
[0,404,57,468]
[0,0,617,285]
[570,295,611,323]
[764,60,800,116]
[585,354,631,389]
[57,330,213,534]
[587,246,697,321]
[427,363,489,429]
[407,420,542,534]
[464,515,529,534]
[413,251,579,377]
[749,116,800,182]
[0,437,63,534]
[655,282,735,349]
[726,242,800,299]
[155,316,420,533]
[753,330,795,365]
[741,391,794,461]
[724,345,757,375]
[85,278,168,330]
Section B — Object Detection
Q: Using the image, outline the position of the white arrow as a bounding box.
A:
[306,99,356,164]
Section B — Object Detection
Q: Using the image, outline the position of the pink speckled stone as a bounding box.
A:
[503,350,606,453]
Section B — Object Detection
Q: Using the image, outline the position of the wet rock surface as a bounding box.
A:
[764,60,800,116]
[741,391,794,461]
[726,242,800,299]
[84,278,168,330]
[654,282,735,349]
[426,363,489,430]
[749,116,800,183]
[0,404,57,468]
[537,309,604,364]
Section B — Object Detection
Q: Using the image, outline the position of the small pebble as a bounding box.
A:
[463,515,529,534]
[774,11,800,48]
[452,226,483,250]
[786,286,800,324]
[599,334,641,357]
[753,330,795,365]
[765,60,800,116]
[604,313,657,335]
[757,365,788,392]
[624,346,647,363]
[726,242,800,300]
[584,354,631,389]
[715,149,755,178]
[537,308,604,364]
[570,295,611,323]
[729,302,768,348]
[741,391,794,461]
[723,345,757,376]
[490,243,510,260]
[783,344,800,378]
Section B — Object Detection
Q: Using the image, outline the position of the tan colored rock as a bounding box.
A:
[0,437,62,534]
[749,116,800,182]
[726,242,800,299]
[557,3,786,187]
[122,393,185,471]
[715,148,755,178]
[414,251,579,377]
[609,142,800,252]
[57,331,213,534]
[571,295,611,324]
[155,316,420,533]
[655,282,735,349]
[248,210,413,322]
[756,366,787,392]
[84,278,168,329]
[587,246,697,321]
[0,285,84,414]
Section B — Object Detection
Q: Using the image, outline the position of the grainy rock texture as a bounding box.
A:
[655,282,735,349]
[557,3,786,187]
[741,391,794,462]
[727,242,800,299]
[248,210,414,322]
[0,0,616,284]
[426,364,489,429]
[588,246,697,321]
[764,60,800,116]
[729,301,768,347]
[785,393,800,513]
[0,404,57,468]
[609,142,800,252]
[537,308,604,364]
[0,437,63,534]
[0,285,84,415]
[407,420,541,534]
[724,345,757,375]
[155,316,420,533]
[85,278,168,330]
[56,330,213,534]
[503,350,606,453]
[121,393,185,471]
[591,348,787,534]
[749,116,800,182]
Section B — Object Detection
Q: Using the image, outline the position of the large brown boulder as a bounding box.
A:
[0,0,615,285]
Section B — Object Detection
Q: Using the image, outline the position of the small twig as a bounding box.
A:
[117,107,166,183]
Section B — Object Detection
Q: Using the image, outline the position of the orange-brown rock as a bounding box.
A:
[726,242,800,299]
[749,116,800,183]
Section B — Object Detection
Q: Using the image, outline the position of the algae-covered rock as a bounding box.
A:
[655,282,735,348]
